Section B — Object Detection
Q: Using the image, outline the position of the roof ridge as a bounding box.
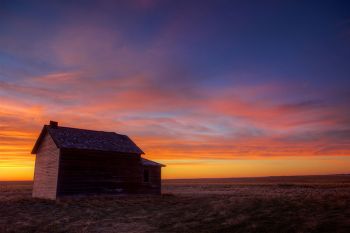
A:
[46,124,126,136]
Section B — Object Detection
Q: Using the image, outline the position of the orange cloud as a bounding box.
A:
[1,20,349,180]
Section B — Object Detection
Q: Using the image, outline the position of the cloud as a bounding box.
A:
[277,99,326,112]
[2,74,350,163]
[30,72,83,85]
[1,0,350,179]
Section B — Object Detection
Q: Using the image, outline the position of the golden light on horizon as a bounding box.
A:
[1,153,350,181]
[0,116,350,181]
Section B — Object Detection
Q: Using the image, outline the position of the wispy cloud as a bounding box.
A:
[1,0,350,179]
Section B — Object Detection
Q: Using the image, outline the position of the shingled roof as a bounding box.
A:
[31,121,144,155]
[141,158,165,167]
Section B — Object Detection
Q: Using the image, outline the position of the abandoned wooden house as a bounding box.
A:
[31,121,165,200]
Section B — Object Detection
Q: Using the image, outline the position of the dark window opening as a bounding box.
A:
[143,169,149,182]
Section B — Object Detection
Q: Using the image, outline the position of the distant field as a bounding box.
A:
[1,175,350,233]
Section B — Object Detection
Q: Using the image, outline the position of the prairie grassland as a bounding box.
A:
[0,175,350,233]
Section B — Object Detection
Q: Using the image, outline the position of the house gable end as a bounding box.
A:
[32,131,60,200]
[31,126,60,154]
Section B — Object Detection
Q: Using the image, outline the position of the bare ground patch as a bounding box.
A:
[0,176,350,233]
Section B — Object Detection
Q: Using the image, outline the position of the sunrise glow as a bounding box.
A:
[1,0,350,181]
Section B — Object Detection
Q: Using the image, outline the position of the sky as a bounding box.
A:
[1,0,350,180]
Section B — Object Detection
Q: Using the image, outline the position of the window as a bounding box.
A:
[143,169,149,182]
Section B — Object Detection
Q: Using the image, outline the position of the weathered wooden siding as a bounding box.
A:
[32,132,59,200]
[141,166,162,194]
[57,149,142,196]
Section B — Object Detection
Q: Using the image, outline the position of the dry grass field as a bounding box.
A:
[1,175,350,233]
